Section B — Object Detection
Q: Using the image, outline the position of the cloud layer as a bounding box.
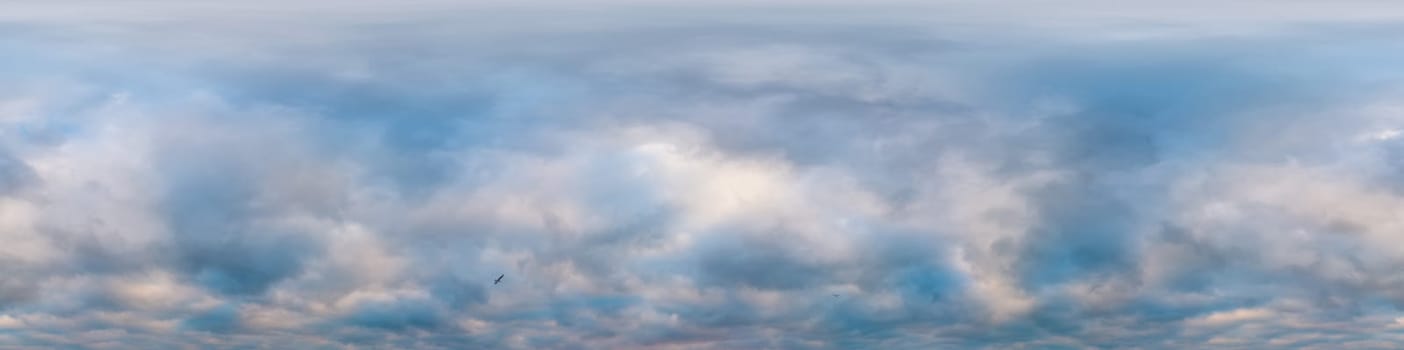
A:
[4,2,1404,349]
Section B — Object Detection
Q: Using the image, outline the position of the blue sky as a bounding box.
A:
[4,1,1404,349]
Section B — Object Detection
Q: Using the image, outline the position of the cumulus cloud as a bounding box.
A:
[3,1,1404,349]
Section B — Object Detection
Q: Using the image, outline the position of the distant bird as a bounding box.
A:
[494,274,504,285]
[832,294,840,298]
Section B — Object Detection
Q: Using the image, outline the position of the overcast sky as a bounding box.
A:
[4,1,1404,349]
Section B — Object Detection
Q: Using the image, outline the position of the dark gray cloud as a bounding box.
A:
[0,153,33,194]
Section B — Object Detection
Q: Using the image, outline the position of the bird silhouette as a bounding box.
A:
[494,274,504,285]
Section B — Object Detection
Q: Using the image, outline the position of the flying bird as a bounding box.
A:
[494,274,504,285]
[832,294,840,298]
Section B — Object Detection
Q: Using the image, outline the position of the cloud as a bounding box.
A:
[0,149,36,196]
[2,1,1404,349]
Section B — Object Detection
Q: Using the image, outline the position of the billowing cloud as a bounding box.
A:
[3,1,1404,349]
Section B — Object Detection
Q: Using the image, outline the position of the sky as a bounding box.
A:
[4,1,1404,349]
